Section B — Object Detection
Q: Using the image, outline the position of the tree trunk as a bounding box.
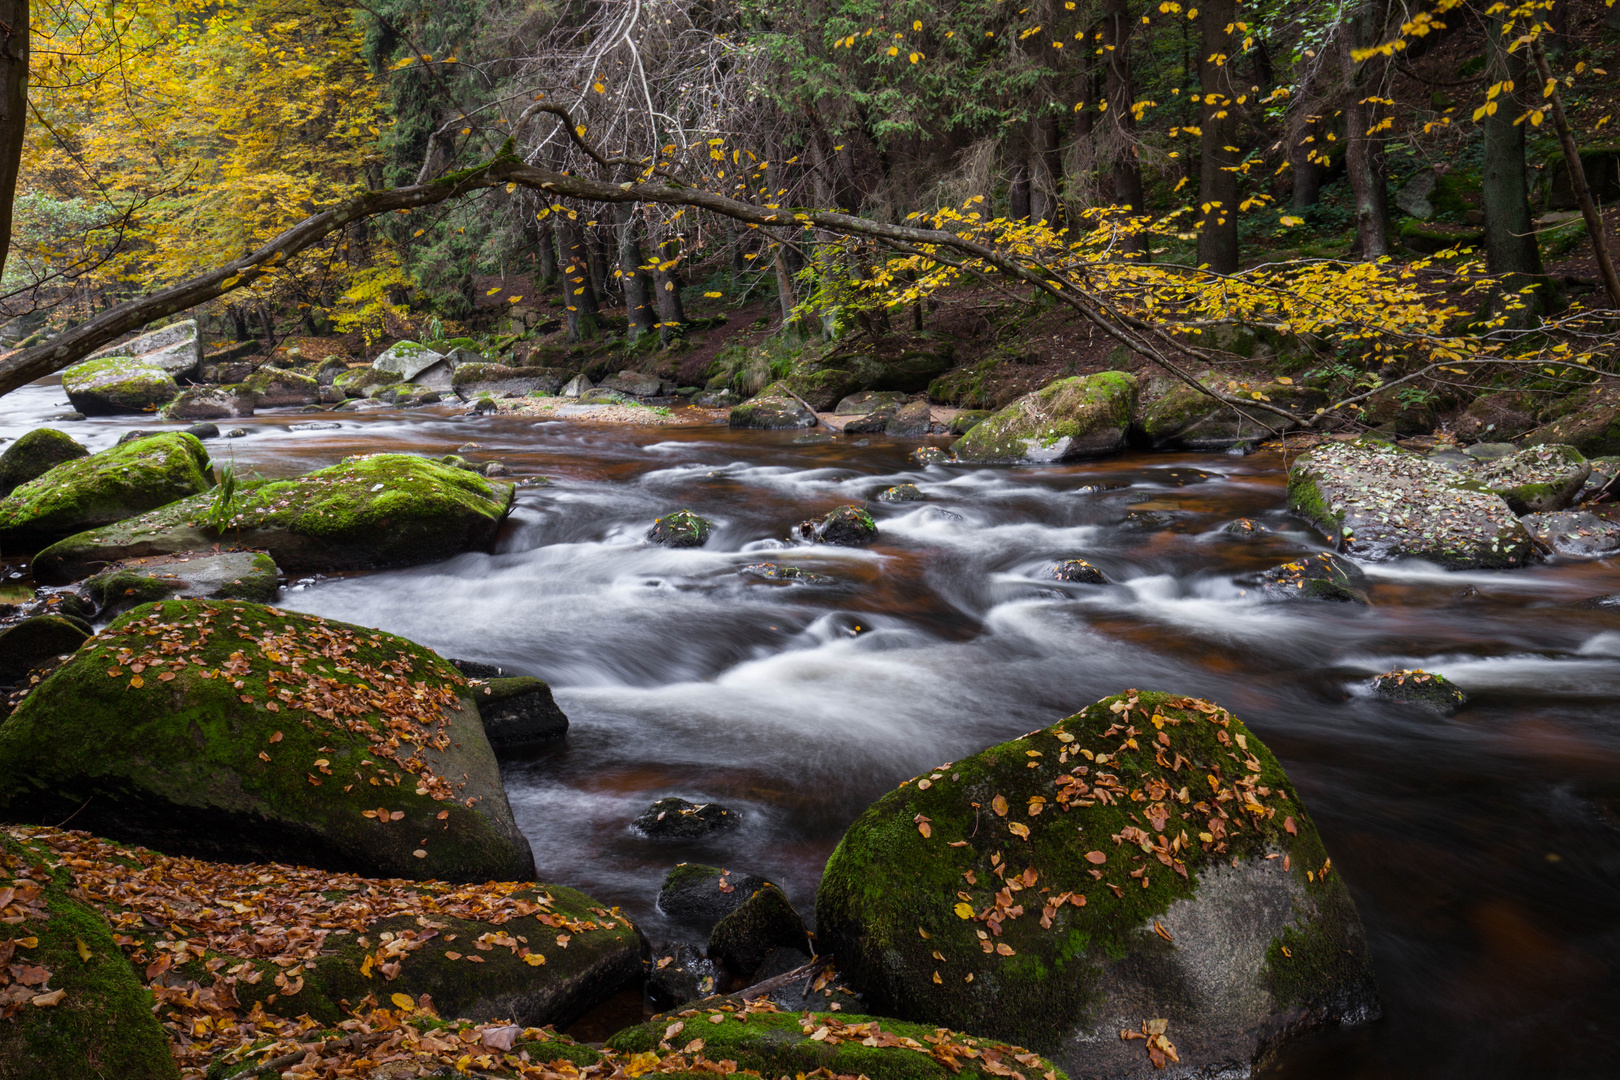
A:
[1031,113,1066,231]
[616,204,657,338]
[0,1,25,286]
[587,222,613,303]
[557,214,601,341]
[535,221,559,286]
[1008,156,1032,222]
[1197,0,1241,273]
[653,236,686,341]
[1340,0,1391,259]
[1481,16,1554,314]
[1103,0,1145,251]
[773,245,795,325]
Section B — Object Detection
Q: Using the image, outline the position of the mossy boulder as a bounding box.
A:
[844,404,899,434]
[467,676,569,748]
[240,367,318,408]
[762,370,859,412]
[332,366,396,397]
[886,400,933,437]
[1136,376,1324,450]
[1287,438,1534,569]
[0,433,213,552]
[0,835,178,1080]
[1371,669,1466,714]
[1459,443,1589,514]
[0,599,536,883]
[730,394,817,430]
[0,615,89,684]
[837,391,908,415]
[607,1005,1067,1080]
[816,690,1378,1078]
[1533,383,1620,455]
[85,320,200,379]
[59,356,178,416]
[84,550,279,616]
[794,504,878,546]
[951,373,1138,464]
[31,453,512,584]
[708,885,810,980]
[648,509,713,548]
[1235,552,1370,604]
[452,363,570,398]
[161,385,255,421]
[372,340,447,382]
[0,429,87,498]
[948,410,992,435]
[659,864,772,923]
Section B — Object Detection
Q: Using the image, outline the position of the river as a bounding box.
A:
[3,378,1618,1079]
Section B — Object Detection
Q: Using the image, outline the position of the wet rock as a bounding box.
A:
[835,390,907,415]
[875,484,924,504]
[0,428,88,498]
[31,453,512,583]
[952,372,1138,463]
[83,550,280,616]
[0,614,90,684]
[1223,517,1270,537]
[1575,592,1620,610]
[634,797,740,839]
[911,446,950,466]
[0,599,537,882]
[1460,443,1589,514]
[1372,668,1467,714]
[1123,509,1175,530]
[481,461,510,478]
[304,356,350,386]
[163,385,255,421]
[1462,442,1518,462]
[184,422,220,440]
[241,368,319,408]
[648,509,712,548]
[60,356,179,415]
[223,428,249,438]
[1136,375,1324,450]
[815,690,1379,1079]
[469,676,569,748]
[708,885,811,981]
[694,388,738,407]
[1532,384,1620,456]
[947,409,992,435]
[753,946,814,982]
[0,432,214,552]
[331,366,396,398]
[452,363,571,399]
[1237,551,1371,603]
[561,374,594,398]
[742,563,834,585]
[792,432,836,445]
[659,863,772,922]
[646,941,722,1007]
[288,421,341,432]
[85,318,202,380]
[601,370,667,398]
[1288,437,1534,569]
[841,405,898,434]
[729,394,817,430]
[1051,558,1107,584]
[1521,510,1620,558]
[371,340,446,382]
[884,400,933,437]
[794,504,878,546]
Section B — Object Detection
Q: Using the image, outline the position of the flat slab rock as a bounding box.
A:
[1288,439,1535,569]
[1521,510,1620,558]
[84,550,280,615]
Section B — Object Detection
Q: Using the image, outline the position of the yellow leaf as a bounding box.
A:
[391,993,415,1010]
[508,295,523,303]
[627,1051,661,1077]
[887,45,899,56]
[954,902,975,919]
[594,82,606,93]
[1008,821,1031,839]
[704,291,723,297]
[523,953,546,966]
[992,794,1008,816]
[360,954,375,978]
[74,936,91,963]
[486,286,503,295]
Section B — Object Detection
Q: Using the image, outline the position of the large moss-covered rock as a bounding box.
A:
[31,453,512,583]
[332,365,397,397]
[607,1004,1067,1080]
[84,319,201,380]
[951,373,1138,463]
[1136,376,1325,450]
[60,356,178,416]
[372,340,446,382]
[241,367,318,408]
[0,433,213,551]
[1287,438,1534,568]
[0,835,178,1080]
[730,393,817,430]
[0,429,87,498]
[451,363,571,398]
[0,615,89,684]
[161,385,255,421]
[1533,383,1620,456]
[1459,443,1589,514]
[84,550,280,616]
[816,690,1378,1079]
[0,599,536,883]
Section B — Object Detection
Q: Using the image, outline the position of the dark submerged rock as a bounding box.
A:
[634,797,741,839]
[741,563,834,585]
[707,885,811,981]
[0,429,88,499]
[648,509,713,548]
[469,676,569,748]
[1051,558,1107,584]
[1372,668,1467,714]
[1223,517,1271,537]
[658,863,772,922]
[875,484,925,504]
[646,941,722,1007]
[1237,551,1371,604]
[794,504,878,547]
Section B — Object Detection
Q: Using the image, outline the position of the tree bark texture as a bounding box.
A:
[615,203,657,338]
[557,213,601,341]
[1340,0,1391,259]
[0,0,25,287]
[1481,16,1549,307]
[1103,0,1145,218]
[1197,0,1241,273]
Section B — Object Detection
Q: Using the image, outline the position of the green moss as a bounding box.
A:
[61,356,180,415]
[0,433,213,551]
[0,429,88,498]
[0,599,533,882]
[648,509,712,548]
[607,1009,1065,1080]
[815,691,1365,1053]
[950,373,1137,463]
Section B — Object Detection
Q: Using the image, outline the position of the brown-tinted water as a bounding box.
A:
[5,380,1619,1078]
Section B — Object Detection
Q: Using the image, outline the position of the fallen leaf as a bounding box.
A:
[30,990,65,1007]
[391,992,415,1010]
[1008,822,1030,839]
[995,943,1015,956]
[954,902,975,919]
[1154,921,1173,943]
[1085,851,1107,864]
[992,795,1008,817]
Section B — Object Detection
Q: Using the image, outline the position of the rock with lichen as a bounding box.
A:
[742,563,835,585]
[0,599,536,883]
[30,453,512,584]
[1371,669,1466,714]
[1236,551,1370,604]
[816,690,1379,1080]
[729,394,817,430]
[60,356,180,415]
[1288,437,1534,569]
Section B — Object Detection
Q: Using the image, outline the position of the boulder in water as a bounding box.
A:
[794,504,878,547]
[0,615,89,684]
[648,509,713,548]
[1520,510,1620,558]
[371,340,446,382]
[31,453,512,583]
[83,550,280,616]
[468,676,569,748]
[708,885,811,981]
[84,318,202,380]
[815,690,1379,1078]
[835,390,907,415]
[658,863,773,922]
[742,563,835,585]
[1136,375,1324,450]
[162,385,255,421]
[1224,517,1270,537]
[1288,437,1534,569]
[875,484,924,504]
[912,446,950,465]
[1051,558,1107,584]
[0,428,87,498]
[730,393,817,430]
[885,400,933,437]
[634,797,740,839]
[951,373,1138,463]
[60,356,178,416]
[452,363,571,399]
[240,368,318,408]
[841,404,898,434]
[1459,443,1589,514]
[1237,551,1371,604]
[646,941,723,1007]
[0,432,213,552]
[0,599,537,882]
[1372,668,1466,714]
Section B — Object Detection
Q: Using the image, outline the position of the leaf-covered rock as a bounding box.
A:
[876,484,925,504]
[794,504,878,546]
[1050,558,1106,584]
[815,690,1378,1079]
[31,453,512,584]
[634,797,740,839]
[658,864,772,923]
[83,550,280,616]
[951,373,1138,464]
[1458,443,1589,514]
[0,600,536,883]
[1371,669,1466,714]
[1520,510,1620,558]
[647,509,712,548]
[0,433,213,552]
[1235,551,1370,604]
[59,356,179,416]
[0,429,87,499]
[1287,438,1534,568]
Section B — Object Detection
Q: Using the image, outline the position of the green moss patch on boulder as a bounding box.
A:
[1458,443,1589,514]
[0,432,213,552]
[0,615,89,684]
[730,393,817,430]
[60,355,179,416]
[1371,669,1466,714]
[794,504,878,546]
[815,690,1378,1078]
[951,373,1138,464]
[0,599,536,883]
[0,834,178,1080]
[659,864,772,923]
[1287,438,1534,569]
[332,366,397,397]
[84,550,280,616]
[1136,376,1324,450]
[241,367,318,408]
[648,509,713,548]
[0,429,88,498]
[1533,383,1620,456]
[837,391,908,415]
[31,453,512,583]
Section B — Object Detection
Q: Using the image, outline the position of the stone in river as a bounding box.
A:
[658,863,772,923]
[1371,668,1467,714]
[633,797,740,839]
[1051,557,1107,584]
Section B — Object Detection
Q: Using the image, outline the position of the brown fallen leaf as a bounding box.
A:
[1085,851,1107,864]
[30,990,65,1007]
[992,795,1009,817]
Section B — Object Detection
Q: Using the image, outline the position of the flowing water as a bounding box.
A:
[4,379,1620,1078]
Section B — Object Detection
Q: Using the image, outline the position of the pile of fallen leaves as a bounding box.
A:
[0,843,61,1016]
